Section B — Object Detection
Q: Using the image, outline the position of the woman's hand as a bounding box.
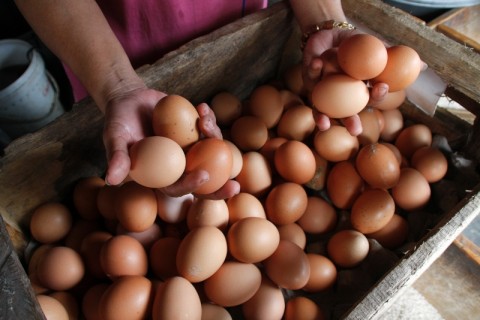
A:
[302,28,389,136]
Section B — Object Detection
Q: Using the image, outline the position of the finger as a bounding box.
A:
[194,180,241,200]
[197,103,222,139]
[160,170,209,197]
[313,109,332,131]
[104,148,131,186]
[341,114,363,136]
[303,58,324,93]
[369,82,389,105]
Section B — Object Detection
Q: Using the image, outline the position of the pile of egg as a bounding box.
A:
[26,34,450,320]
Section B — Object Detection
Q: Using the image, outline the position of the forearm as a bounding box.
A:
[288,0,347,32]
[14,0,144,112]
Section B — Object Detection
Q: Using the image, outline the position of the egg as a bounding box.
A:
[100,276,152,320]
[82,283,110,320]
[100,234,148,278]
[235,151,272,197]
[129,136,186,189]
[201,303,232,320]
[283,63,305,95]
[280,89,304,109]
[311,74,369,119]
[372,45,422,92]
[152,276,202,320]
[355,143,400,189]
[304,150,329,191]
[115,181,157,232]
[357,107,381,145]
[380,108,404,142]
[225,139,243,179]
[152,94,200,149]
[186,198,229,231]
[185,138,233,195]
[226,192,266,224]
[73,176,104,220]
[395,124,432,159]
[36,294,69,320]
[326,160,365,210]
[337,33,388,80]
[176,226,227,282]
[411,146,448,183]
[276,104,315,141]
[80,231,112,279]
[303,253,337,292]
[350,188,396,234]
[242,274,285,320]
[30,202,73,244]
[97,184,120,221]
[297,196,337,234]
[209,91,242,127]
[149,237,181,280]
[227,217,280,263]
[117,222,162,251]
[263,240,310,290]
[156,191,194,224]
[327,229,369,268]
[277,223,307,249]
[203,261,262,307]
[284,296,325,320]
[265,182,308,225]
[64,219,101,252]
[248,84,284,129]
[367,214,409,249]
[259,136,288,167]
[37,246,85,291]
[274,140,316,184]
[313,125,359,162]
[373,89,406,110]
[230,115,269,151]
[49,291,79,320]
[392,167,431,211]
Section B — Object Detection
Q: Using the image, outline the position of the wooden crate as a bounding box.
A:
[1,0,480,319]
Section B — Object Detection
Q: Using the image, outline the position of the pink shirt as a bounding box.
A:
[67,0,267,101]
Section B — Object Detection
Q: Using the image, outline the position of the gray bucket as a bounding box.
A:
[0,39,65,139]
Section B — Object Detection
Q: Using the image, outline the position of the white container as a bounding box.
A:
[0,39,64,139]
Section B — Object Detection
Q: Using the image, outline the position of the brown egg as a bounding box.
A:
[392,167,431,211]
[284,296,325,320]
[395,124,432,159]
[248,84,284,129]
[203,261,262,307]
[225,139,243,179]
[326,160,364,210]
[49,291,79,320]
[152,94,200,149]
[37,246,85,291]
[380,108,404,142]
[100,235,148,278]
[280,89,304,110]
[351,188,395,234]
[227,217,280,263]
[259,136,288,167]
[230,115,269,151]
[303,253,337,292]
[149,237,181,280]
[276,104,315,141]
[201,303,232,320]
[284,63,304,95]
[30,202,73,244]
[355,143,400,189]
[374,90,406,110]
[367,214,409,249]
[64,219,101,252]
[210,91,242,127]
[129,136,186,188]
[80,231,112,279]
[176,226,227,282]
[263,240,310,290]
[337,33,388,80]
[186,198,229,231]
[297,196,337,234]
[381,142,403,165]
[37,294,69,320]
[117,223,162,251]
[100,276,152,320]
[265,182,308,225]
[185,138,233,195]
[277,223,307,249]
[358,107,381,146]
[313,125,359,162]
[235,151,272,197]
[411,146,448,183]
[304,150,329,191]
[242,274,285,320]
[373,45,422,92]
[311,74,370,119]
[115,181,157,232]
[274,140,316,184]
[156,191,194,224]
[327,229,369,268]
[227,192,266,224]
[82,283,109,320]
[73,176,104,220]
[152,276,202,320]
[319,48,343,77]
[97,184,119,221]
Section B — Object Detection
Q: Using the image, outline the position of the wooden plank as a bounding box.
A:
[343,0,480,117]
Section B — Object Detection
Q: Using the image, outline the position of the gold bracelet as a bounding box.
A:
[301,20,356,50]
